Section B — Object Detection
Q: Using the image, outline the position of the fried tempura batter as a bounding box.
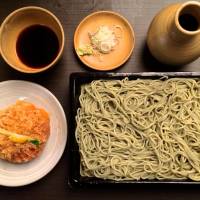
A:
[0,100,50,163]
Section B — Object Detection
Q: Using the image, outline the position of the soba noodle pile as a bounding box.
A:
[75,78,200,181]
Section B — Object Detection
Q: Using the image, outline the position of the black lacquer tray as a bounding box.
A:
[68,72,200,188]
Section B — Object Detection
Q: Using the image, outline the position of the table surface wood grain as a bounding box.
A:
[0,0,200,200]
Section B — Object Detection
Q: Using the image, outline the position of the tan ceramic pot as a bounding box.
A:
[147,1,200,66]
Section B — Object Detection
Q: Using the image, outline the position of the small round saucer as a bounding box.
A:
[74,11,135,71]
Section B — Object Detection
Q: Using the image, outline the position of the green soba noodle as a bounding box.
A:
[75,78,200,181]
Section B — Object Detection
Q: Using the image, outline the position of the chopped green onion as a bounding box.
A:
[29,139,40,147]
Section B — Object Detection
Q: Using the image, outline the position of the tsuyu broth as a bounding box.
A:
[16,24,60,68]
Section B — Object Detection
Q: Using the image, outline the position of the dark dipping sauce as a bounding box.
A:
[16,24,60,68]
[179,14,199,32]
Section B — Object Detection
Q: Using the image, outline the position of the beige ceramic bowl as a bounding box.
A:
[0,6,65,73]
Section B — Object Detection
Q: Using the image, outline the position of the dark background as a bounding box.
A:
[0,0,200,200]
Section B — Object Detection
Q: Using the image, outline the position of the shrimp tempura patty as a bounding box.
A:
[0,100,50,163]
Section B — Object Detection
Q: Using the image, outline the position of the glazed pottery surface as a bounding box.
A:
[147,1,200,65]
[0,6,65,73]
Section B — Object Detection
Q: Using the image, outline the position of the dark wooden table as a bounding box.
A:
[0,0,200,199]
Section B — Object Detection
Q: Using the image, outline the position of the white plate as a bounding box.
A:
[0,80,67,187]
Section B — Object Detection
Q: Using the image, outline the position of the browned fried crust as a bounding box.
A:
[0,100,50,163]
